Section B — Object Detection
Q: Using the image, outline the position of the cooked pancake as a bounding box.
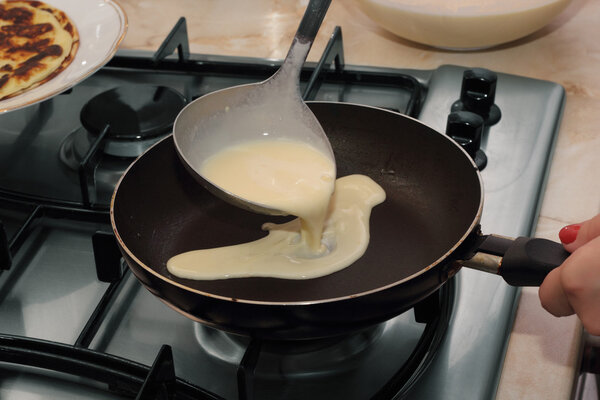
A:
[0,0,79,100]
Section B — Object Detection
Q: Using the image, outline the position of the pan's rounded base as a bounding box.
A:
[123,249,449,340]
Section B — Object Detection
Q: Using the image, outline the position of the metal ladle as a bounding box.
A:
[173,0,334,215]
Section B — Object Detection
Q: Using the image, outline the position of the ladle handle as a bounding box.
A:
[275,0,332,88]
[296,0,332,44]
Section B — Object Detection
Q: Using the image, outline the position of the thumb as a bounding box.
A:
[559,213,600,253]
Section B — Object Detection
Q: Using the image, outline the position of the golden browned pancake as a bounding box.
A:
[0,0,79,100]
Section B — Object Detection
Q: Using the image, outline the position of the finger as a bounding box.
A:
[539,265,575,317]
[559,235,600,335]
[560,213,600,253]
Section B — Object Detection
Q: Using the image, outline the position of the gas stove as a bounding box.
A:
[0,23,564,399]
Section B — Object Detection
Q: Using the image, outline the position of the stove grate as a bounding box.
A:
[0,334,223,399]
[0,18,446,399]
[0,194,454,398]
[0,178,453,399]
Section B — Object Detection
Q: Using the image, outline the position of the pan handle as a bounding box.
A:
[461,234,570,286]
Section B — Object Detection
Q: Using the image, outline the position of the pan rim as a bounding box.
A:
[110,101,484,306]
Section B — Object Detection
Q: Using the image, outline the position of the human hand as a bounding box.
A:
[539,214,600,335]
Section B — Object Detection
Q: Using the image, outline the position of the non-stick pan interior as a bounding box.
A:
[112,103,482,303]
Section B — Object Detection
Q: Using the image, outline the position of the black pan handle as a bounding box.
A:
[463,234,570,286]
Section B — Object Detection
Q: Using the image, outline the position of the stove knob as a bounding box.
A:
[451,68,501,126]
[446,111,487,170]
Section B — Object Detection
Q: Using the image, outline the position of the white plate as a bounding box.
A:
[0,0,127,113]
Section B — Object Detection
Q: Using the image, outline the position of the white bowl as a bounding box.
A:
[355,0,571,50]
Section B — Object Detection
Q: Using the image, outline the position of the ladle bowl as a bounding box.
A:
[173,0,334,216]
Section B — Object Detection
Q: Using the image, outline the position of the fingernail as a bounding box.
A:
[559,224,581,244]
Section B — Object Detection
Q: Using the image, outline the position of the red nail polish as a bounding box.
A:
[559,224,581,244]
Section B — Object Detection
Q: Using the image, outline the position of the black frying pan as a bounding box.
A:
[110,102,568,340]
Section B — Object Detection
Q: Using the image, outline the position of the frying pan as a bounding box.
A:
[110,102,568,340]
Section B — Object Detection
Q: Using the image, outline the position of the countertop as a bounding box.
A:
[115,0,599,398]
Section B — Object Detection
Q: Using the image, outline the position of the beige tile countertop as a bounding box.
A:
[115,0,599,398]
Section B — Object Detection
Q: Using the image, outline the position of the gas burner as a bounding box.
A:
[58,130,135,203]
[60,85,186,170]
[60,85,187,166]
[57,85,186,205]
[81,85,186,157]
[189,307,444,400]
[194,323,384,372]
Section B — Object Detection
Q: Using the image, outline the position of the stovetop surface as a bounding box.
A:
[0,46,564,400]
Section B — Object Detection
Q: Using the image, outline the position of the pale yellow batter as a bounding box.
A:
[167,174,385,280]
[198,139,336,252]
